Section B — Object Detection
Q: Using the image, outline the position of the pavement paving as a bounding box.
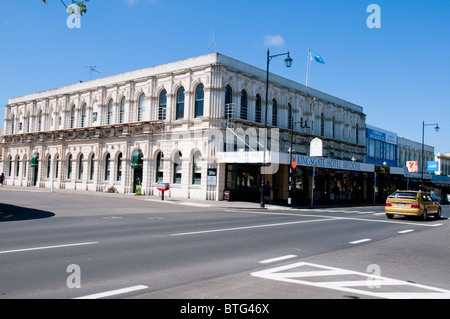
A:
[0,184,382,211]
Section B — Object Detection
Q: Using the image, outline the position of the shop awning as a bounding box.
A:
[131,149,143,169]
[31,153,39,168]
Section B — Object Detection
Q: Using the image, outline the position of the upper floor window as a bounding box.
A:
[288,103,293,130]
[138,93,145,122]
[225,85,232,119]
[272,99,278,127]
[255,94,262,124]
[176,87,185,120]
[107,100,113,125]
[320,113,325,136]
[70,106,76,128]
[38,110,43,131]
[119,97,125,123]
[240,90,248,120]
[81,103,87,128]
[195,84,204,118]
[159,90,167,120]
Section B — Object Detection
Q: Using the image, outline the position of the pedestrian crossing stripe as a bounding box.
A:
[251,261,450,299]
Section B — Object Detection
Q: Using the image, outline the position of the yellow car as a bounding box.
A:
[385,190,442,220]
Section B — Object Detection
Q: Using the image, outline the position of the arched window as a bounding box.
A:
[156,152,164,183]
[23,155,28,178]
[8,155,12,177]
[159,90,167,120]
[332,117,336,139]
[225,85,232,119]
[176,88,185,120]
[81,103,87,127]
[173,151,182,184]
[54,155,59,179]
[321,113,325,136]
[104,153,111,181]
[11,115,15,134]
[195,84,204,118]
[38,110,43,131]
[116,153,123,182]
[15,156,20,177]
[356,124,359,144]
[240,90,248,120]
[47,155,51,179]
[25,112,30,133]
[288,103,293,130]
[119,97,125,124]
[138,93,145,121]
[272,99,278,127]
[255,94,262,123]
[107,99,113,125]
[67,154,73,180]
[192,151,202,185]
[89,154,95,180]
[70,106,76,128]
[78,154,84,180]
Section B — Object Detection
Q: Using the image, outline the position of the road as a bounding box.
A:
[1,188,449,303]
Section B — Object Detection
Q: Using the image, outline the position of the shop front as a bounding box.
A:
[218,152,377,205]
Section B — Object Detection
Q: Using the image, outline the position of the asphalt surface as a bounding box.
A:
[1,186,449,303]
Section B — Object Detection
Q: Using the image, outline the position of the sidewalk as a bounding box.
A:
[0,185,381,211]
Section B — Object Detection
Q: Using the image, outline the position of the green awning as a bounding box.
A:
[131,149,143,169]
[31,153,39,168]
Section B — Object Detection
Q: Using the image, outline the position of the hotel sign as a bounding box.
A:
[293,155,374,172]
[218,152,374,173]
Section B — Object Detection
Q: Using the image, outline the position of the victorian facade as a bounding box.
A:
[2,53,368,203]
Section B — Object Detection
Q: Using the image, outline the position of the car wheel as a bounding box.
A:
[435,208,442,220]
[422,209,428,221]
[386,214,394,219]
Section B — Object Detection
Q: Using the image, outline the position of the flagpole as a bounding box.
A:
[306,49,311,88]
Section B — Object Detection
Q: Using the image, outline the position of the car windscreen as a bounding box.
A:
[390,192,418,198]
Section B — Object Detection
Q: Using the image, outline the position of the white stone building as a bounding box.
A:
[2,53,368,203]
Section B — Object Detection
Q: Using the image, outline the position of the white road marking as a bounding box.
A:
[349,238,372,245]
[171,218,336,237]
[259,255,298,264]
[75,285,149,299]
[252,261,450,299]
[398,229,415,234]
[0,242,99,255]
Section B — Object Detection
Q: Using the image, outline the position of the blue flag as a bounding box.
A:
[311,52,325,64]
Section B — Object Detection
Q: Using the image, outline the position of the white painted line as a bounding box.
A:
[259,255,298,264]
[171,218,336,237]
[0,242,99,255]
[349,238,372,245]
[75,285,149,299]
[398,229,415,234]
[251,261,450,299]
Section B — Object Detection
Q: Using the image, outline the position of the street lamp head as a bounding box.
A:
[435,124,440,132]
[284,53,293,68]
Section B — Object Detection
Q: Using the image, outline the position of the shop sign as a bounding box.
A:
[207,168,217,186]
[406,161,418,173]
[293,155,374,172]
[427,161,439,172]
[310,138,323,157]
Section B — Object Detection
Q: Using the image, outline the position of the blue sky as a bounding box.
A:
[1,0,449,154]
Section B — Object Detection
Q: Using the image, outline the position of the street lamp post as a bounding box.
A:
[288,118,310,207]
[261,49,293,208]
[421,121,439,180]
